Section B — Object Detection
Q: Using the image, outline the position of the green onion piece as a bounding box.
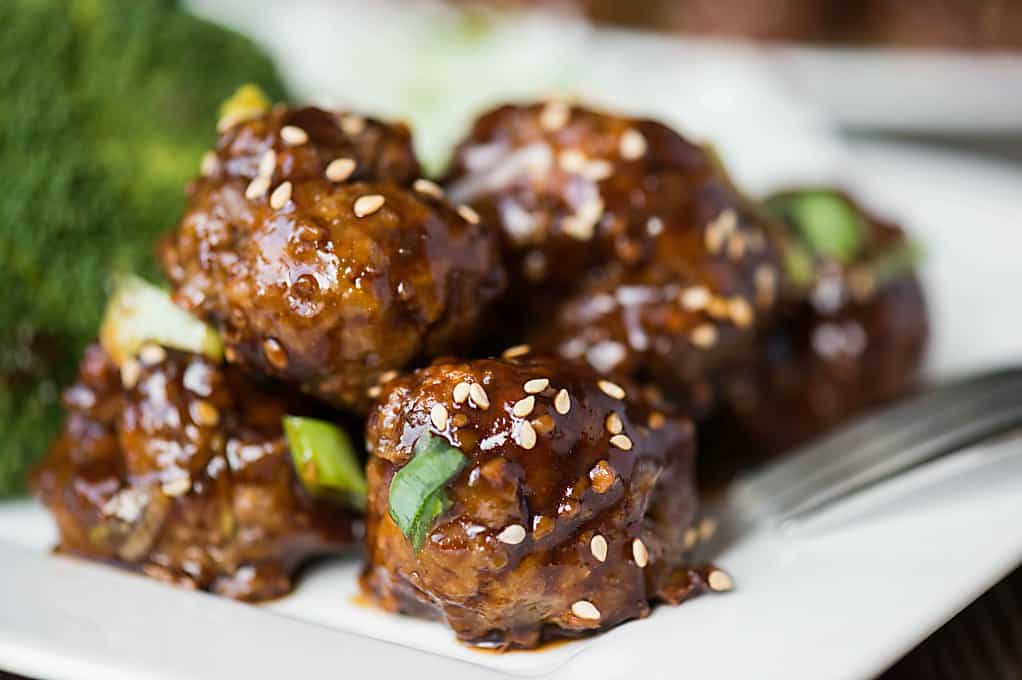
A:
[283,416,367,510]
[869,241,923,288]
[766,190,867,264]
[217,83,270,128]
[388,433,467,552]
[782,240,816,289]
[99,274,223,365]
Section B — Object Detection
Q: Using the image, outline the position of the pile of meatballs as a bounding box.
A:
[31,90,927,649]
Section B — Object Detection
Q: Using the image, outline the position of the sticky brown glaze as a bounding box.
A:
[161,143,506,411]
[447,102,782,403]
[445,101,780,294]
[361,354,710,649]
[30,344,359,601]
[702,193,929,484]
[204,105,420,186]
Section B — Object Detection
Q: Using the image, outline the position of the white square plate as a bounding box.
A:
[1,141,1021,680]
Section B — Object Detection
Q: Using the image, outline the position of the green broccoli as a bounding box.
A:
[0,0,287,496]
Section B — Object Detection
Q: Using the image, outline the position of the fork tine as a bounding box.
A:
[730,367,1022,522]
[770,375,1022,508]
[779,402,1022,524]
[744,368,1022,494]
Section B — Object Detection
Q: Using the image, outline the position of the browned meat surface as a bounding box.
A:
[702,190,929,483]
[361,353,720,649]
[447,102,782,409]
[160,105,506,412]
[30,344,359,601]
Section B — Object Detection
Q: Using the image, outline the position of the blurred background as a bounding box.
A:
[1,1,1021,675]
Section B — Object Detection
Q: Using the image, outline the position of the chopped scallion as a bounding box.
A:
[388,433,466,552]
[283,416,366,510]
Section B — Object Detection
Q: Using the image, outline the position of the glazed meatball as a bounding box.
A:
[205,104,420,186]
[161,105,506,412]
[31,344,359,601]
[362,354,720,649]
[447,103,781,405]
[706,189,929,476]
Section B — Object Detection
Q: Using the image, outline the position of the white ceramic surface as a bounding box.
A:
[2,141,1021,680]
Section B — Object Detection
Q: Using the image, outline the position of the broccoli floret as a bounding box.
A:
[0,0,286,496]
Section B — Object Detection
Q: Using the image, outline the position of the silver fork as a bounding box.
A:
[724,365,1022,533]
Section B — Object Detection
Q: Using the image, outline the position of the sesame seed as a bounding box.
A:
[269,181,292,210]
[646,216,664,236]
[367,385,383,399]
[632,538,648,567]
[502,344,531,359]
[379,370,399,384]
[727,232,747,260]
[610,434,633,451]
[457,205,480,224]
[560,197,604,241]
[684,528,699,549]
[120,359,141,389]
[708,569,733,592]
[539,99,570,131]
[469,383,490,410]
[190,400,220,427]
[598,380,625,400]
[512,395,535,418]
[161,476,192,497]
[590,460,616,493]
[258,149,276,178]
[648,411,666,429]
[704,209,737,254]
[619,128,648,160]
[453,382,471,404]
[554,388,571,414]
[325,157,356,182]
[558,148,586,173]
[516,420,537,449]
[340,114,366,136]
[580,159,613,182]
[690,323,718,349]
[497,524,526,545]
[262,338,288,369]
[138,344,166,365]
[245,176,270,200]
[729,297,754,328]
[354,194,385,217]
[590,534,608,562]
[200,151,217,177]
[699,516,718,541]
[531,414,555,434]
[605,412,623,434]
[571,600,601,621]
[524,378,549,394]
[430,403,449,430]
[413,178,444,199]
[680,285,710,311]
[280,125,308,146]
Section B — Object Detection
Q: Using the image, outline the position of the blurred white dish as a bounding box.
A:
[1,141,1020,680]
[771,46,1022,132]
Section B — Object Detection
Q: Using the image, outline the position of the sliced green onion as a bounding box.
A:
[388,433,466,552]
[99,274,223,365]
[869,240,923,288]
[217,83,270,129]
[283,416,367,510]
[782,240,816,289]
[766,190,867,264]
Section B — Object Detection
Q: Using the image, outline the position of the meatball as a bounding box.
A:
[361,354,718,649]
[705,189,929,479]
[447,102,781,405]
[204,104,421,186]
[445,101,778,294]
[31,344,359,601]
[161,105,506,411]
